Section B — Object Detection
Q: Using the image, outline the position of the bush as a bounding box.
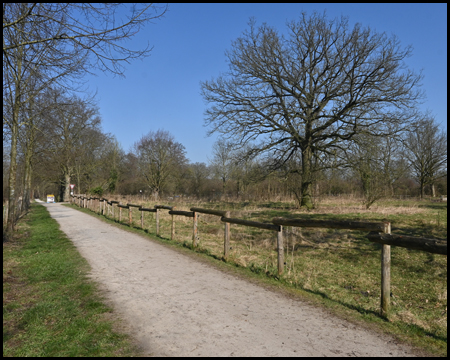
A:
[90,186,104,197]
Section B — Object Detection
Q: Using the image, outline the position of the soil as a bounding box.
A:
[39,201,421,356]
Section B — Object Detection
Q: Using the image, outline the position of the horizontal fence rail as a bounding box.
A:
[272,217,390,233]
[70,194,447,317]
[169,210,195,217]
[140,207,157,212]
[222,217,280,232]
[367,232,447,255]
[127,203,141,208]
[155,205,174,210]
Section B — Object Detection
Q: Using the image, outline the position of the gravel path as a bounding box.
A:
[40,201,419,357]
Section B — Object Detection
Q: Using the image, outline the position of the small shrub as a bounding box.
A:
[90,186,104,197]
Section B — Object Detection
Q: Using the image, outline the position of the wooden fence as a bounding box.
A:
[70,194,447,317]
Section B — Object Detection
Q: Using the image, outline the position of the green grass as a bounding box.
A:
[3,203,140,357]
[74,196,447,356]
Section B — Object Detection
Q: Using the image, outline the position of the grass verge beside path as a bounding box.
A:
[3,203,140,357]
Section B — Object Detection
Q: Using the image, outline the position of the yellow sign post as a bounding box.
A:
[47,194,55,203]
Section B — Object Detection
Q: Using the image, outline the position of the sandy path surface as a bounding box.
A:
[40,202,418,357]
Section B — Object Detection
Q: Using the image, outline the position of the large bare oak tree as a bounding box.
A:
[201,12,424,208]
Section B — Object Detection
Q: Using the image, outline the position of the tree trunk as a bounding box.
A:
[64,172,71,202]
[22,98,36,212]
[7,87,21,232]
[222,177,226,195]
[300,146,314,209]
[22,151,32,212]
[431,183,436,198]
[7,122,18,232]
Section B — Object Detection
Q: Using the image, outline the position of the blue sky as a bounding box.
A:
[84,3,447,164]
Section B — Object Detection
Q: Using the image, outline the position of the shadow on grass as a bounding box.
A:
[240,264,447,344]
[298,286,447,342]
[417,203,447,210]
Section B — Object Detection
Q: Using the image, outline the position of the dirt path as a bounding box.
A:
[40,202,419,356]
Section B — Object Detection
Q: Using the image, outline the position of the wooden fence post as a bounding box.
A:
[156,208,160,236]
[141,209,144,229]
[119,205,122,222]
[277,225,284,275]
[171,207,176,240]
[193,211,198,247]
[224,211,230,260]
[129,207,132,226]
[381,222,391,317]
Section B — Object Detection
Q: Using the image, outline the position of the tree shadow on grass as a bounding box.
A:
[418,203,447,211]
[285,283,447,343]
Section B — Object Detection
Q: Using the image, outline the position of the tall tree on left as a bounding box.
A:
[3,3,167,231]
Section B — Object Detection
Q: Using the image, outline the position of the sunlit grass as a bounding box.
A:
[3,204,140,357]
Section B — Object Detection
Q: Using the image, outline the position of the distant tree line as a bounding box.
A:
[4,119,445,207]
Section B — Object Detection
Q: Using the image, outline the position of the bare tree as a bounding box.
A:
[3,3,167,76]
[95,136,124,195]
[344,134,391,208]
[209,138,237,197]
[134,130,187,200]
[403,115,447,198]
[3,3,86,230]
[187,162,210,199]
[201,12,424,208]
[39,90,102,201]
[3,3,167,231]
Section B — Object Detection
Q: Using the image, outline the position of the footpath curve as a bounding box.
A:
[40,202,419,356]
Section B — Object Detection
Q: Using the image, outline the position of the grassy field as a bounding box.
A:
[80,194,447,356]
[3,203,140,357]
